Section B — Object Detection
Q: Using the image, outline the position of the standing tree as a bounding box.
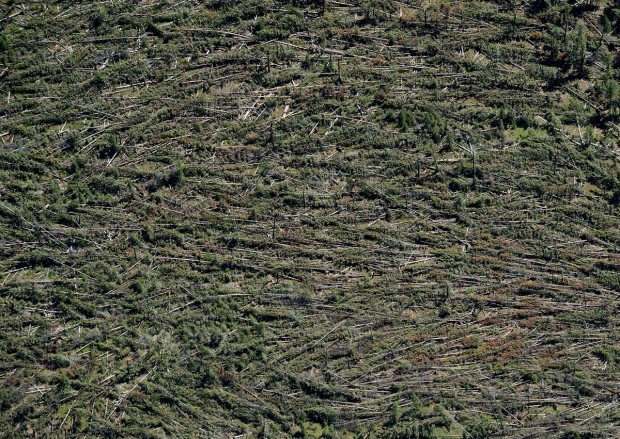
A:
[569,23,587,76]
[601,14,612,46]
[602,79,620,116]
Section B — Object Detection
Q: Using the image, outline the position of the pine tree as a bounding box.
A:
[570,23,587,76]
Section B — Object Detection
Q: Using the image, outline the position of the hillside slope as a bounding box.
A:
[2,0,620,437]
